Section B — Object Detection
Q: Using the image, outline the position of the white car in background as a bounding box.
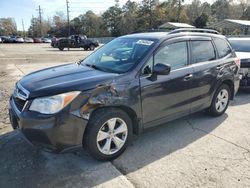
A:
[42,37,52,43]
[24,37,34,43]
[229,37,250,88]
[16,37,24,43]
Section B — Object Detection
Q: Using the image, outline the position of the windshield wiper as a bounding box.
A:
[75,59,82,65]
[85,63,105,72]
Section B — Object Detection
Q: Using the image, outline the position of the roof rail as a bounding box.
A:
[169,28,220,34]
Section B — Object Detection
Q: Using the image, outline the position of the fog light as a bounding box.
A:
[82,113,90,120]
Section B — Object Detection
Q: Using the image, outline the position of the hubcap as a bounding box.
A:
[96,118,128,155]
[215,89,229,113]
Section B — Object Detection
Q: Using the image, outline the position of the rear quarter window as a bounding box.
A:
[191,40,216,63]
[213,37,232,58]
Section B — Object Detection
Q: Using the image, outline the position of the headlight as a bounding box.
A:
[29,91,80,114]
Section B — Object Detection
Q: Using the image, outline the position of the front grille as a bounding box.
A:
[12,83,29,112]
[13,96,26,111]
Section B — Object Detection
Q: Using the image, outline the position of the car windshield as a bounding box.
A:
[81,37,157,73]
[229,39,250,52]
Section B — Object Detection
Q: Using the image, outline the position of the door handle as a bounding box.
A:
[216,65,223,70]
[183,74,193,81]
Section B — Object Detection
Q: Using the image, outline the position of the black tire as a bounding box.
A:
[89,44,95,51]
[84,47,88,51]
[206,84,231,116]
[59,47,64,51]
[84,108,133,161]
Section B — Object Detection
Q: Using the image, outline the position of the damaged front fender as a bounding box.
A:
[80,80,142,133]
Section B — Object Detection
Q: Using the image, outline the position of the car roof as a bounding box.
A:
[122,31,226,41]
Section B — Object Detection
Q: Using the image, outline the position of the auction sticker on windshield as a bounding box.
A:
[136,40,154,46]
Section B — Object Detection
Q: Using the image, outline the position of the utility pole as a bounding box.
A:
[66,0,70,51]
[22,19,25,38]
[32,15,35,37]
[177,0,184,22]
[36,5,43,37]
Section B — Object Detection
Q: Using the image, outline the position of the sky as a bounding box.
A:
[0,0,214,31]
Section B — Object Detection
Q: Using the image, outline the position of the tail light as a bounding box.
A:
[234,57,241,68]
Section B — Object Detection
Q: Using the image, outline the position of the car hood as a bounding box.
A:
[235,52,250,60]
[19,63,117,99]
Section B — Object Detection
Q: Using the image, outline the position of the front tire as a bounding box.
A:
[84,108,132,161]
[59,47,64,51]
[207,84,231,116]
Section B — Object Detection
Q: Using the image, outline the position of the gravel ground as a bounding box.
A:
[0,44,250,188]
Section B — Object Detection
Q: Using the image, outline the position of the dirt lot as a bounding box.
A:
[0,43,250,188]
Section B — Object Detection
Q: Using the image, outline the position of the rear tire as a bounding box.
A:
[206,84,231,116]
[89,44,95,51]
[59,47,64,51]
[84,108,132,161]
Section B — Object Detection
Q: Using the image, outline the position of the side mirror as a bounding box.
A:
[153,63,171,75]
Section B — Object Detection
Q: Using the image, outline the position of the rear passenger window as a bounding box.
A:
[213,38,231,58]
[191,40,216,63]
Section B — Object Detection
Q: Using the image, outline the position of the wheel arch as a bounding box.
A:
[86,105,141,136]
[222,79,234,100]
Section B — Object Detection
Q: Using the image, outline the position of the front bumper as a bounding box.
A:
[9,96,88,153]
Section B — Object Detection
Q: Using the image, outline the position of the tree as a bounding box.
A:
[78,11,107,37]
[102,3,123,36]
[0,18,17,35]
[211,0,230,21]
[27,17,52,37]
[193,13,208,28]
[137,0,160,31]
[186,0,202,24]
[241,6,250,19]
[120,0,139,34]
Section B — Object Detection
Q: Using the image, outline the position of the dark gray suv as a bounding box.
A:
[9,29,240,161]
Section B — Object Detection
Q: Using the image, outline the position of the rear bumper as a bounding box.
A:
[9,97,88,153]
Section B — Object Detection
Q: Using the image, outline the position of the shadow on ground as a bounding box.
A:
[0,111,229,187]
[231,89,250,106]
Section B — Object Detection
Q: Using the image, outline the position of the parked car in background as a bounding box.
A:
[24,37,34,43]
[33,38,42,43]
[16,37,24,43]
[229,37,250,88]
[1,36,12,43]
[9,36,24,43]
[57,35,99,51]
[41,37,52,43]
[9,29,240,161]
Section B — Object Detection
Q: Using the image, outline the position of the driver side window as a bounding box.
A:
[155,41,188,70]
[142,57,153,76]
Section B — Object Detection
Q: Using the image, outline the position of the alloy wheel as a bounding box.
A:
[96,118,128,155]
[215,89,229,113]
